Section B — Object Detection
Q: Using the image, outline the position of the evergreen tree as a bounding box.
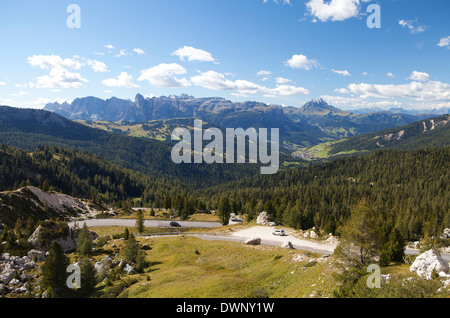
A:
[77,222,92,257]
[217,196,231,226]
[124,234,139,264]
[80,259,97,294]
[124,227,130,241]
[41,241,70,294]
[136,209,145,234]
[336,200,385,267]
[382,228,406,264]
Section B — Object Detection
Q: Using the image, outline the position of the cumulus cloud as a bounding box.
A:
[285,54,319,70]
[275,77,293,84]
[138,63,190,87]
[408,71,430,82]
[341,80,450,102]
[102,72,139,88]
[27,55,88,89]
[133,48,145,55]
[437,36,450,48]
[191,70,309,97]
[257,70,271,76]
[305,0,369,22]
[171,46,216,62]
[86,59,108,72]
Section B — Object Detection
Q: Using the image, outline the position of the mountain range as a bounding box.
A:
[44,95,440,145]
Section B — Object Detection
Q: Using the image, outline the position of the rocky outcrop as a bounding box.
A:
[27,221,98,253]
[256,212,277,226]
[28,224,78,253]
[410,249,449,279]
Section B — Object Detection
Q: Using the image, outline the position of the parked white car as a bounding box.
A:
[272,229,286,236]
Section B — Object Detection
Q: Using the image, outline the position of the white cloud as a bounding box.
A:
[28,55,83,71]
[102,72,139,88]
[87,59,108,72]
[115,49,129,58]
[285,54,319,70]
[0,82,6,86]
[138,63,190,87]
[332,69,351,76]
[437,36,450,48]
[275,77,293,84]
[398,19,428,34]
[342,80,450,102]
[105,44,115,49]
[386,72,395,78]
[191,71,258,91]
[408,71,430,82]
[171,46,216,62]
[320,95,404,110]
[28,55,87,89]
[191,71,309,97]
[334,87,350,94]
[133,48,145,55]
[266,85,310,97]
[257,70,271,76]
[305,0,365,22]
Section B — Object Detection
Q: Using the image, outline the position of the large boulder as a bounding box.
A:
[244,237,261,246]
[410,249,449,279]
[0,269,15,285]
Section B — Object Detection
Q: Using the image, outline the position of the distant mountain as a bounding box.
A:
[282,98,434,138]
[45,94,330,147]
[328,114,450,156]
[44,94,439,148]
[0,106,273,188]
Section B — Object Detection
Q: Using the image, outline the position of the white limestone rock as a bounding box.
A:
[410,249,449,279]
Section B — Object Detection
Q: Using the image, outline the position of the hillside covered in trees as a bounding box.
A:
[199,147,450,241]
[1,142,448,243]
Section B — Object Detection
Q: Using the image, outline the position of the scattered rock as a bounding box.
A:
[281,241,294,249]
[0,270,15,285]
[123,264,134,275]
[410,249,450,279]
[244,237,261,245]
[441,228,450,240]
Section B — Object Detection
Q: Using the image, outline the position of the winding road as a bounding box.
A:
[71,218,450,261]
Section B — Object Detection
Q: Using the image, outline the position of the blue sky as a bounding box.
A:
[0,0,449,110]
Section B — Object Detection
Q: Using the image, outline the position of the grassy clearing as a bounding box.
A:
[93,235,340,298]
